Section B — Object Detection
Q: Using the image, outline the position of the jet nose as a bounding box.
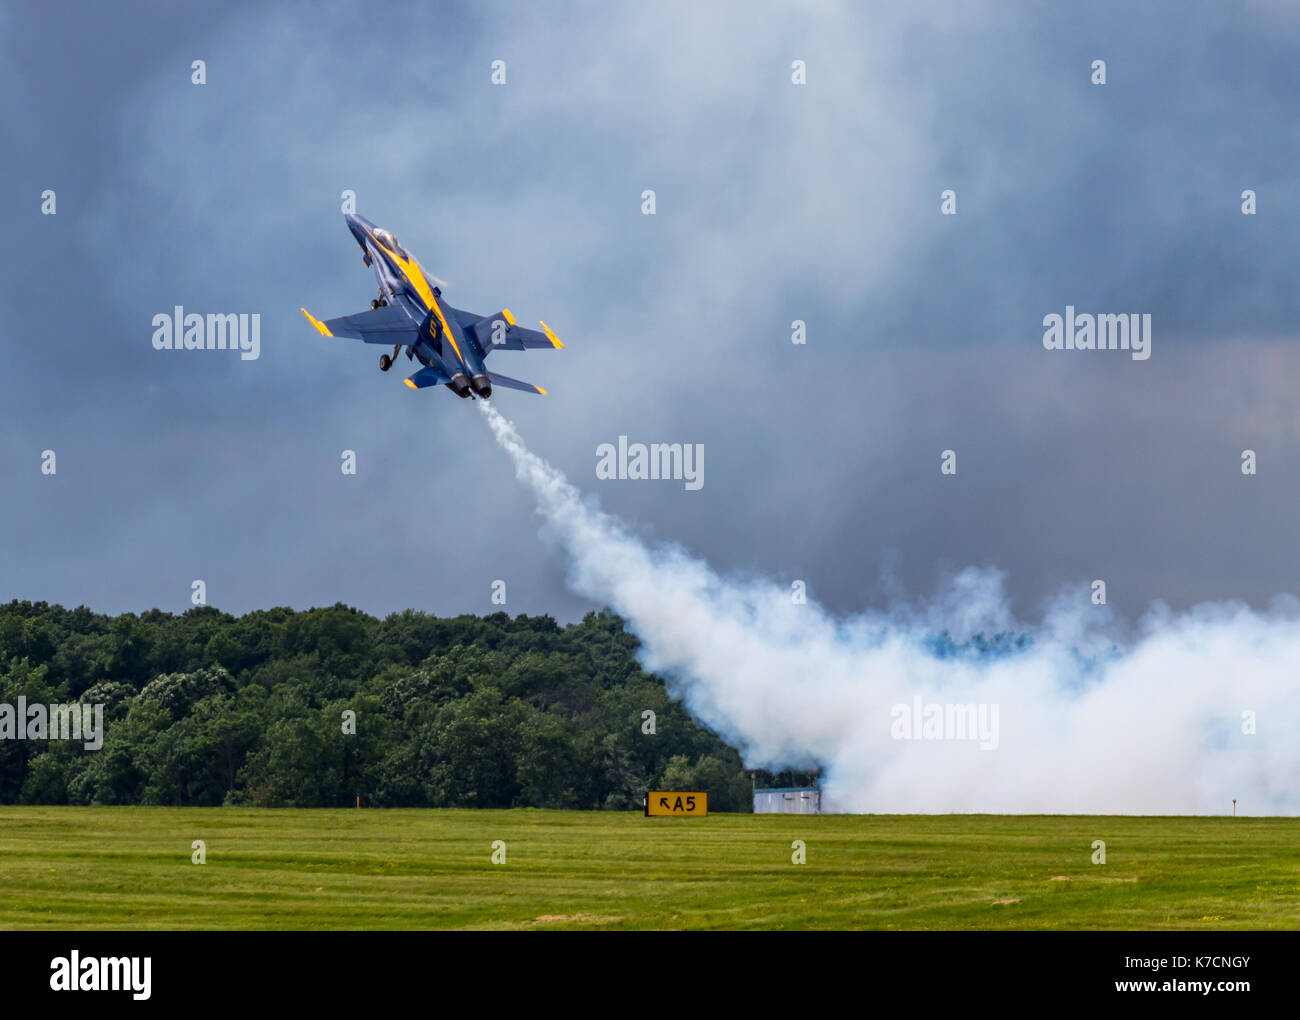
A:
[471,374,492,399]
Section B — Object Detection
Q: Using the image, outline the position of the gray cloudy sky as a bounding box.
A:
[3,0,1300,625]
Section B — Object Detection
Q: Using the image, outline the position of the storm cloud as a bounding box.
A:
[2,0,1299,628]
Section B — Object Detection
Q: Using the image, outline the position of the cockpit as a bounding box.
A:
[371,228,409,260]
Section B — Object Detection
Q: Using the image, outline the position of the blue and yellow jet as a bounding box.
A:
[302,213,563,399]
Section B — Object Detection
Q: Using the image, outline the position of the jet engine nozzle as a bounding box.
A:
[449,373,472,398]
[470,374,492,399]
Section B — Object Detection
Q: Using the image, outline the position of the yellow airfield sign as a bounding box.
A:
[645,791,707,816]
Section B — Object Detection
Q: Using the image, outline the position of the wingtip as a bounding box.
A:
[301,308,332,337]
[539,320,565,349]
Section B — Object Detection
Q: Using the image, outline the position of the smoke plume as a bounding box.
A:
[481,402,1300,815]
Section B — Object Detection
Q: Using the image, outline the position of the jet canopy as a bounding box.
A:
[371,228,409,259]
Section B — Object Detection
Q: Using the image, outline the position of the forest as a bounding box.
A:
[0,600,816,810]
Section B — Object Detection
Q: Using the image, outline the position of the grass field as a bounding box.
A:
[1,807,1297,930]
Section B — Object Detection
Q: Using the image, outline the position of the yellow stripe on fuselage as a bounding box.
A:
[371,236,467,368]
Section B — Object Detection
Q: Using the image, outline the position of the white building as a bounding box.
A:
[753,786,821,814]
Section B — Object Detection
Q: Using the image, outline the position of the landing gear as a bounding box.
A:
[370,296,388,309]
[379,354,392,372]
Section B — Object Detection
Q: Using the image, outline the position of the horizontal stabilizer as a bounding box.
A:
[487,370,547,396]
[465,311,565,356]
[404,367,450,390]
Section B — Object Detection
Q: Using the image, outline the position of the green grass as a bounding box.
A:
[1,807,1297,930]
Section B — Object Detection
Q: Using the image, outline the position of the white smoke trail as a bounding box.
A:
[480,402,1300,815]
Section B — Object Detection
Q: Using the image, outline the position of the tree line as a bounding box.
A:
[0,601,815,810]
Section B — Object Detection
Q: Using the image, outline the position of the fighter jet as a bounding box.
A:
[301,213,563,399]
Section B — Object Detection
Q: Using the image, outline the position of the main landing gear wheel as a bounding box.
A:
[379,354,392,372]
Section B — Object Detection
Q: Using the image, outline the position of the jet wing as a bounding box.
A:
[301,305,418,344]
[459,308,565,356]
